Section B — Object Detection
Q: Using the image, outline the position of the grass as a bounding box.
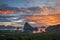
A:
[0,30,60,40]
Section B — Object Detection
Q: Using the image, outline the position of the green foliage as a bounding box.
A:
[0,30,60,40]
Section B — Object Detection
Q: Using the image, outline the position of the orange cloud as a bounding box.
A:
[0,10,15,15]
[24,14,60,26]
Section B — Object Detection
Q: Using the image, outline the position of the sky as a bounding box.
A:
[0,0,60,27]
[0,0,58,8]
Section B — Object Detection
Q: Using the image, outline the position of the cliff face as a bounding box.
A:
[46,24,60,32]
[23,22,46,33]
[23,22,60,33]
[23,22,34,32]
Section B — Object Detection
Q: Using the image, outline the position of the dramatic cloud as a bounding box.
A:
[24,15,60,27]
[0,0,60,27]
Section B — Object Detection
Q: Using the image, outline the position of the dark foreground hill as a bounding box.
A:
[0,24,60,40]
[0,30,60,40]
